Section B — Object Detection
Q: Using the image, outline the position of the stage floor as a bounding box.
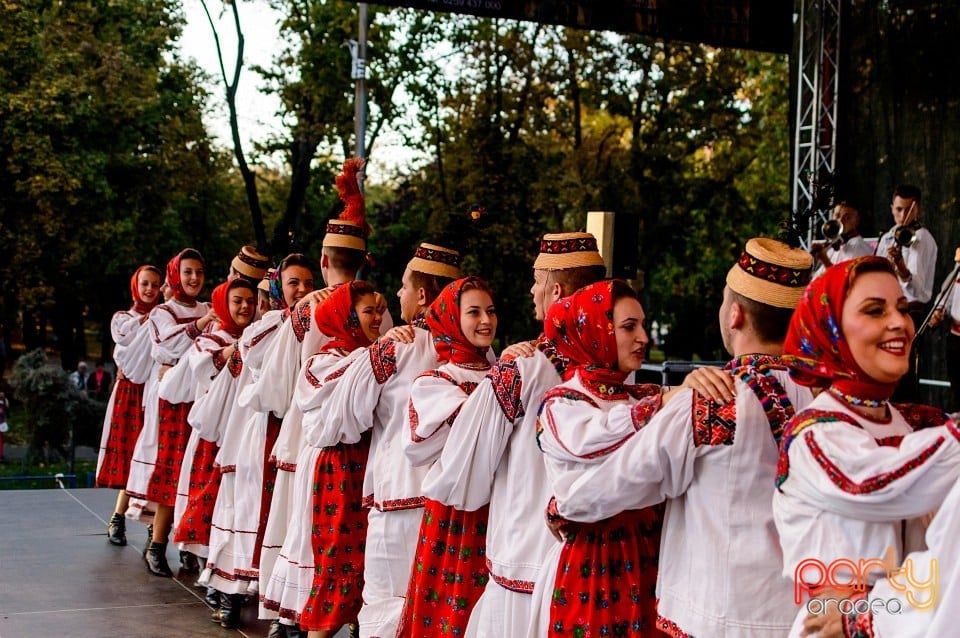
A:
[0,487,349,638]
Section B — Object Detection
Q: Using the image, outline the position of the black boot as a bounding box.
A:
[107,513,127,546]
[145,541,173,577]
[266,620,286,638]
[142,524,154,558]
[203,586,220,608]
[285,624,304,638]
[179,550,200,573]
[213,592,242,629]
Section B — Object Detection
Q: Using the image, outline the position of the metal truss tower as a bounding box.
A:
[792,0,841,248]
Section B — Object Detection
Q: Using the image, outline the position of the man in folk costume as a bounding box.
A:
[541,238,817,637]
[255,159,390,638]
[317,242,463,638]
[418,232,606,637]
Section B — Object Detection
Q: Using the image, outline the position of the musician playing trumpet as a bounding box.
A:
[809,200,873,278]
[876,183,939,401]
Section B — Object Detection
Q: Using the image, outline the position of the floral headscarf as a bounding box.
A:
[165,248,205,304]
[426,276,493,367]
[314,281,374,354]
[130,265,162,315]
[544,279,630,390]
[268,267,286,311]
[782,256,900,403]
[211,280,252,339]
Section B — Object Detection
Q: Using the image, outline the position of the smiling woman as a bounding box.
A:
[773,256,960,638]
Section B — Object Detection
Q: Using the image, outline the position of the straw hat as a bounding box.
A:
[726,238,813,309]
[533,232,606,270]
[407,243,462,279]
[232,245,270,281]
[323,219,367,251]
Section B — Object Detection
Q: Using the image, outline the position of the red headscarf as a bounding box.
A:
[313,281,374,354]
[426,276,493,367]
[130,265,162,315]
[165,248,204,303]
[211,280,252,339]
[544,279,629,389]
[782,256,900,403]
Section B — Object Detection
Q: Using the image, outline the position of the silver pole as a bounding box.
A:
[355,4,367,163]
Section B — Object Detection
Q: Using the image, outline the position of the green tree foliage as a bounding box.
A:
[371,15,790,355]
[0,1,247,366]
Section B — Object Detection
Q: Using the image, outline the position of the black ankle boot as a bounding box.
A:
[145,541,173,577]
[107,513,127,546]
[142,524,154,558]
[266,620,285,638]
[214,592,242,629]
[204,586,220,608]
[179,550,200,573]
[285,624,304,638]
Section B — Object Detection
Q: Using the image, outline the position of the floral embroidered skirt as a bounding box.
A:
[396,498,490,638]
[96,378,145,488]
[548,505,663,637]
[174,437,221,546]
[147,399,193,507]
[299,433,372,631]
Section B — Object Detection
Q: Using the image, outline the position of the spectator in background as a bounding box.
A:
[0,391,8,462]
[69,361,89,396]
[86,359,113,402]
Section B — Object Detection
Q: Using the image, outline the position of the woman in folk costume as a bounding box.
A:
[126,248,216,577]
[201,255,315,611]
[396,276,498,638]
[773,256,960,637]
[528,279,663,637]
[171,280,257,601]
[264,281,382,637]
[255,160,390,638]
[264,281,383,625]
[97,264,163,547]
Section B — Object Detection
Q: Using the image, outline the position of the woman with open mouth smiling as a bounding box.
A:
[774,255,960,637]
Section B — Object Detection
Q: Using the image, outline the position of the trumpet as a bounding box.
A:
[894,224,920,248]
[821,219,844,246]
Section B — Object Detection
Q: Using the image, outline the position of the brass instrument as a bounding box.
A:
[893,223,921,248]
[821,219,844,247]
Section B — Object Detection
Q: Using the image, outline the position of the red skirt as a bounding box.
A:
[253,412,283,569]
[548,505,663,636]
[299,433,371,631]
[173,437,221,546]
[147,399,193,507]
[396,499,490,638]
[96,378,145,489]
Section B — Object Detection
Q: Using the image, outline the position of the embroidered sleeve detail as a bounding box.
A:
[246,323,278,349]
[776,409,863,488]
[948,418,960,442]
[692,391,738,447]
[805,429,945,494]
[228,349,243,378]
[292,303,312,342]
[485,558,535,593]
[369,338,398,384]
[185,320,202,340]
[733,366,796,443]
[537,389,627,459]
[211,349,226,371]
[841,592,875,637]
[630,394,663,430]
[893,402,949,431]
[322,361,350,384]
[489,359,524,422]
